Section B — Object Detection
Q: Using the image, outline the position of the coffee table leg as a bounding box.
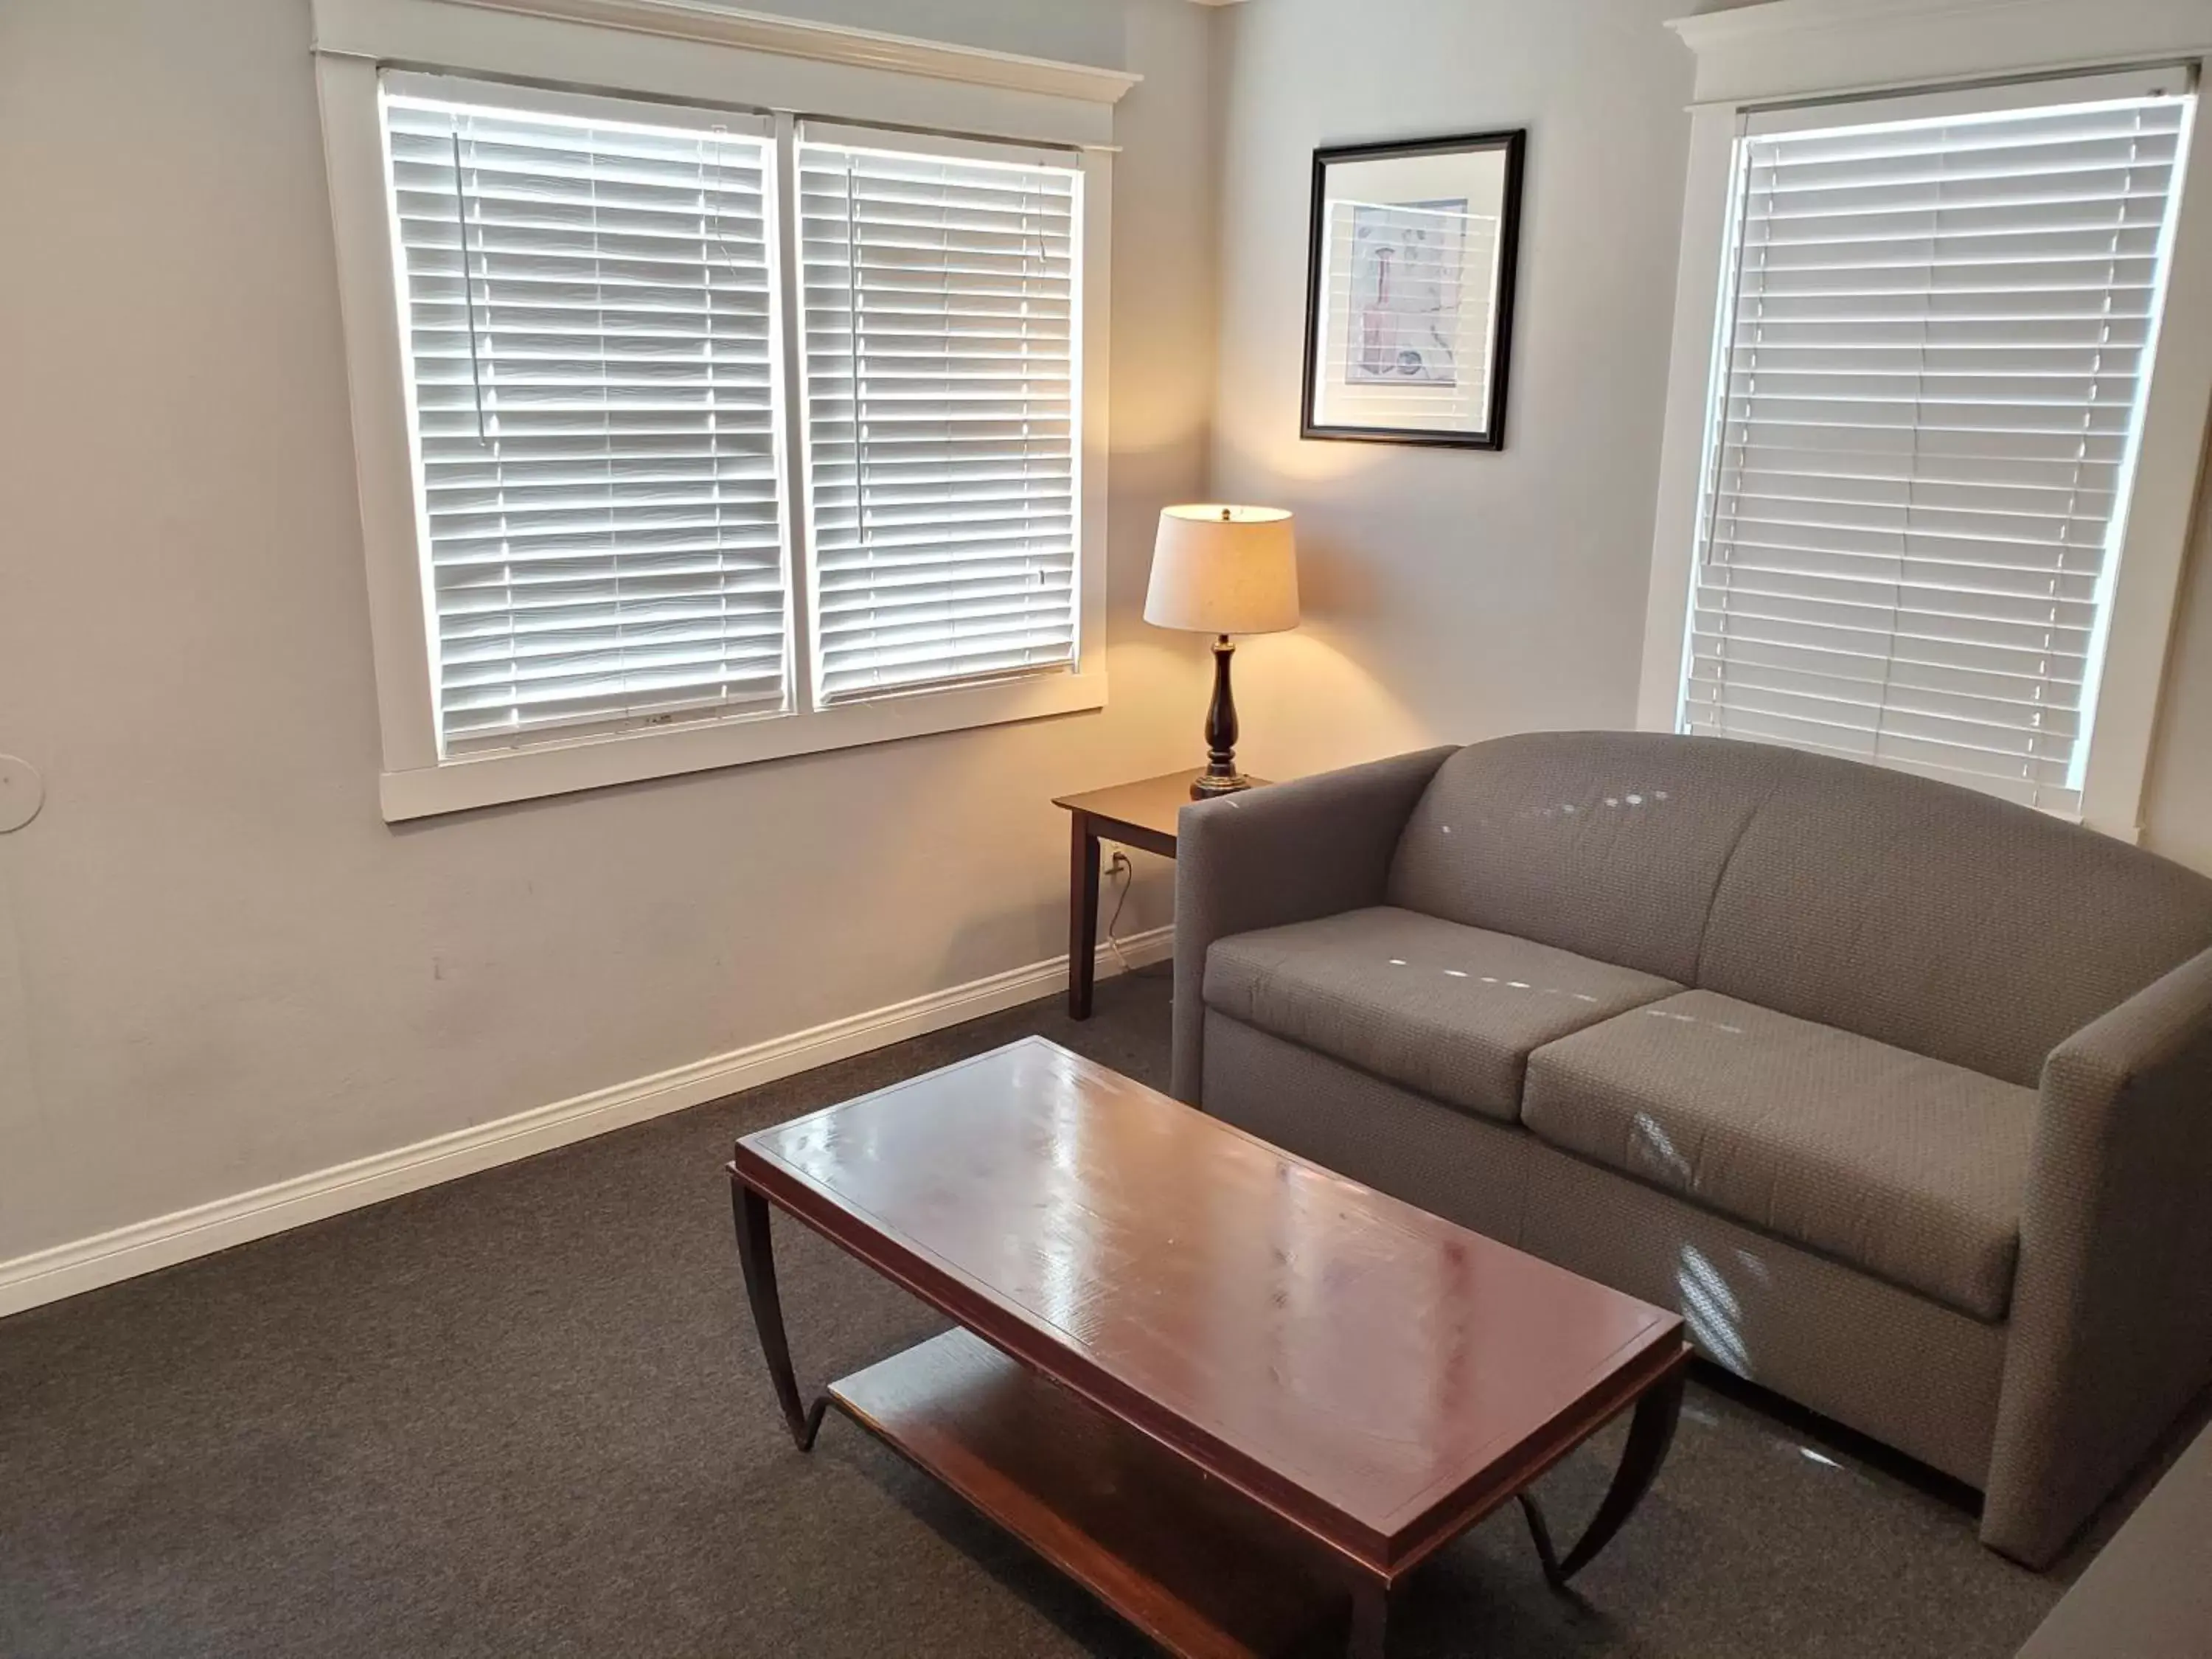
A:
[1347,1581,1389,1659]
[731,1180,829,1451]
[1518,1365,1686,1586]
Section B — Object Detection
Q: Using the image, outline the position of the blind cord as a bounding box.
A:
[842,157,875,695]
[450,128,490,447]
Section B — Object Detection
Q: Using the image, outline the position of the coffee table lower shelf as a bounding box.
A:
[828,1327,1350,1659]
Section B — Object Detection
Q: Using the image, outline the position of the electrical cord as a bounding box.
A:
[1102,849,1172,981]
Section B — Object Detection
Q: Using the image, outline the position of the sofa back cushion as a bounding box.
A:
[1696,751,2212,1087]
[1386,731,1795,984]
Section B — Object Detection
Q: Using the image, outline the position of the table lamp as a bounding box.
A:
[1144,505,1299,799]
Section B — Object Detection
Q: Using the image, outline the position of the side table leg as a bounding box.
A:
[731,1179,828,1451]
[1347,1581,1390,1659]
[1519,1365,1686,1586]
[1068,810,1100,1020]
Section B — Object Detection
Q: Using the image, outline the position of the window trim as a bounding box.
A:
[1638,0,2212,840]
[310,0,1127,821]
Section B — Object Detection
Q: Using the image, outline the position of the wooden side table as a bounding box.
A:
[1051,770,1267,1020]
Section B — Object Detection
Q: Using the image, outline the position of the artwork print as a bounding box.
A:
[1345,198,1468,386]
[1302,129,1525,448]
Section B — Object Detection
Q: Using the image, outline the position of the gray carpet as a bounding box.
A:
[1,971,2079,1657]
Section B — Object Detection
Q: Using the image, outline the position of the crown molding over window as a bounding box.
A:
[1670,0,2212,105]
[314,0,1141,107]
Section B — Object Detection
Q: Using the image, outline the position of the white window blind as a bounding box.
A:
[382,79,791,754]
[798,131,1081,704]
[1684,80,2194,814]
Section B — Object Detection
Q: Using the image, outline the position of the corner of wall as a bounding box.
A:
[1197,0,1240,498]
[2140,425,2212,869]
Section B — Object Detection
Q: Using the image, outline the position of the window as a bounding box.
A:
[798,132,1080,703]
[381,80,1088,757]
[1677,73,2196,815]
[311,0,1124,820]
[383,83,790,752]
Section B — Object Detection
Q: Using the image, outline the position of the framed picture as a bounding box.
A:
[1301,130,1526,449]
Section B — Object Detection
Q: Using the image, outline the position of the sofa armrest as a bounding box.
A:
[1983,944,2212,1565]
[1170,746,1455,1103]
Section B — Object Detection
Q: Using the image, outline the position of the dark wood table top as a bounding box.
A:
[1051,770,1270,844]
[733,1037,1683,1577]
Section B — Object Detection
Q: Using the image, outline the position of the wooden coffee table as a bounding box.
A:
[728,1038,1688,1658]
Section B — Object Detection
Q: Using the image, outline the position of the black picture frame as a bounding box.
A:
[1299,128,1526,451]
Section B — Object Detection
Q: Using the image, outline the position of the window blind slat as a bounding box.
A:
[798,138,1081,704]
[383,83,790,753]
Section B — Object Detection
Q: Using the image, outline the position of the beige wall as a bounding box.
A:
[1208,0,2212,874]
[0,0,1218,1262]
[2144,478,2212,872]
[1205,0,1700,781]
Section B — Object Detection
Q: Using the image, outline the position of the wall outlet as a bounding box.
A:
[1102,846,1133,881]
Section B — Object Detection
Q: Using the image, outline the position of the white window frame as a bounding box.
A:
[1638,0,2212,841]
[310,0,1133,821]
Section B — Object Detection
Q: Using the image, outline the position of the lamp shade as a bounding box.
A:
[1144,505,1300,636]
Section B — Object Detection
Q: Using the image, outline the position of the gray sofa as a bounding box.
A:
[1171,731,2212,1567]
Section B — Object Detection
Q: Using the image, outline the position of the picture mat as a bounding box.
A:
[1310,148,1508,436]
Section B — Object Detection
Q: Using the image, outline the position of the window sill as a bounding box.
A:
[378,666,1107,822]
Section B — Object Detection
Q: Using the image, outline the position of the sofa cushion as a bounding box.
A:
[1694,749,2212,1088]
[1523,990,2037,1321]
[1385,731,1795,984]
[1203,907,1680,1123]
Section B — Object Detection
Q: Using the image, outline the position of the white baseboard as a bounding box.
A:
[0,924,1173,1320]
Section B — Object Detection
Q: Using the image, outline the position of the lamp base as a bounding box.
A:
[1189,769,1253,800]
[1189,635,1248,801]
